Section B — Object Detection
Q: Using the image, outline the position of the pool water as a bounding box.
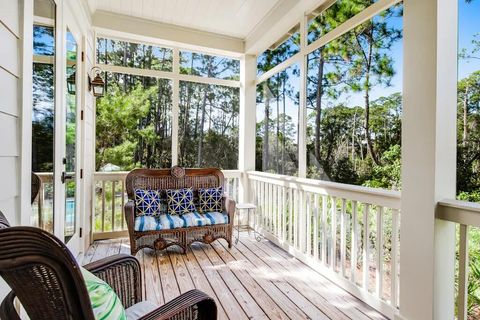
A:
[65,199,75,234]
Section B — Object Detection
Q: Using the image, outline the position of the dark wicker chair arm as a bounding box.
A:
[223,196,236,224]
[0,291,21,320]
[83,254,142,308]
[125,200,136,233]
[138,289,217,320]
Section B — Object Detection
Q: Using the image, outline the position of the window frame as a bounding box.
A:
[255,0,402,178]
[93,31,241,168]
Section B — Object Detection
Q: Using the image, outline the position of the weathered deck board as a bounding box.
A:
[83,233,387,320]
[251,239,387,320]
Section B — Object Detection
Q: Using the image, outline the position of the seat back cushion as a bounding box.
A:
[198,186,223,213]
[134,189,163,216]
[166,187,196,215]
[81,267,127,320]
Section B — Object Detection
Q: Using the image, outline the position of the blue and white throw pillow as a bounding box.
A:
[166,187,196,215]
[198,186,223,213]
[134,189,162,216]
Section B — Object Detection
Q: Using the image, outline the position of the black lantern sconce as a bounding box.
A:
[88,66,105,97]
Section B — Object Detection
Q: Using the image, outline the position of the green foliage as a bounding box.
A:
[96,83,156,170]
[363,145,401,189]
[467,258,480,316]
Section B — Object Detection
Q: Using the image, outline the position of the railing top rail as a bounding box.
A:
[35,172,54,182]
[94,171,130,181]
[437,199,480,228]
[247,170,401,209]
[94,169,242,180]
[221,170,243,178]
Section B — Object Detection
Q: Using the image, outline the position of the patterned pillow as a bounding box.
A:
[166,187,196,215]
[198,186,223,213]
[81,267,126,320]
[134,189,162,216]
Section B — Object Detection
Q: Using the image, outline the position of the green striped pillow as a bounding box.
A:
[81,267,126,320]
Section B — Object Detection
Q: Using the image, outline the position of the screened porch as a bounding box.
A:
[1,0,479,319]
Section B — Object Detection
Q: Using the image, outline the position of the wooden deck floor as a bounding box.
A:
[83,233,387,320]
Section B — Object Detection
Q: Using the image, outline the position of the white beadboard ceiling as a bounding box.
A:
[87,0,282,39]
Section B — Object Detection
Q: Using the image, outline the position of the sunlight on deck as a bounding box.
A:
[84,233,387,320]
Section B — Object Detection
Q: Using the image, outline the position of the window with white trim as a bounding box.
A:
[255,0,403,190]
[94,37,240,171]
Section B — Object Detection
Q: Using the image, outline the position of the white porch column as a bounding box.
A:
[399,0,457,319]
[298,14,308,179]
[238,54,257,203]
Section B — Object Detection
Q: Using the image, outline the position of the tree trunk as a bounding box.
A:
[315,50,325,162]
[276,76,280,173]
[197,87,208,166]
[182,84,192,158]
[263,84,270,171]
[123,45,128,92]
[463,85,469,146]
[282,79,286,174]
[352,112,357,171]
[363,33,380,166]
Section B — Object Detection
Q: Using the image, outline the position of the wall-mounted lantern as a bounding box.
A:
[88,66,105,97]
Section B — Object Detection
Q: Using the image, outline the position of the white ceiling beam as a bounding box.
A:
[92,10,245,57]
[245,0,328,55]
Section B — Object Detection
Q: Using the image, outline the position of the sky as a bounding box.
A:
[458,0,480,79]
[256,0,480,130]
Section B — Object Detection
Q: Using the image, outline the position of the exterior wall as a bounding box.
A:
[0,0,21,227]
[0,0,22,302]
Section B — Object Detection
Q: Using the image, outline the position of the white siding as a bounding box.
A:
[0,0,21,227]
[0,0,22,302]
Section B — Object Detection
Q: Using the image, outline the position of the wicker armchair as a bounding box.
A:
[31,172,41,204]
[125,167,235,255]
[0,211,217,320]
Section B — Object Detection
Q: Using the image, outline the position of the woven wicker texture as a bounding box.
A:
[0,211,217,320]
[31,172,41,204]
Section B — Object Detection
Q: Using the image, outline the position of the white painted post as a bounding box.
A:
[399,0,457,319]
[238,54,257,203]
[20,0,33,226]
[298,14,308,178]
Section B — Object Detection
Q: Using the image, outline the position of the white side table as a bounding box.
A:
[234,203,261,244]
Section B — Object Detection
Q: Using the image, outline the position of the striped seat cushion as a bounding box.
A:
[134,215,162,232]
[158,214,185,229]
[134,212,229,232]
[202,212,229,225]
[180,212,211,227]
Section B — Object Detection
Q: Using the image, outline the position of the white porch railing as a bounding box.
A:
[437,199,480,320]
[247,171,401,318]
[92,170,242,240]
[32,172,54,233]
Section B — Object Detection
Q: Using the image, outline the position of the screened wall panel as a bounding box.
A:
[457,0,480,201]
[95,38,242,170]
[256,63,300,176]
[97,37,173,71]
[307,0,362,44]
[306,4,403,188]
[257,25,300,76]
[96,72,172,170]
[180,51,240,80]
[178,81,239,169]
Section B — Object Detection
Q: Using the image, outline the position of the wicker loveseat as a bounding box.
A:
[125,167,235,255]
